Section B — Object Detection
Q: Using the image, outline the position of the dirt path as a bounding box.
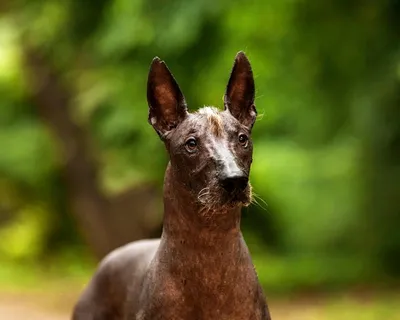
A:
[0,293,71,320]
[0,301,67,320]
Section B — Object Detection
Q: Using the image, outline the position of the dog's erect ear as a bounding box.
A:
[147,57,188,139]
[224,51,257,129]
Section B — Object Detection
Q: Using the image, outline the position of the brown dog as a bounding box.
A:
[72,52,271,320]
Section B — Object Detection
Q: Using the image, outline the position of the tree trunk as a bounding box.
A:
[23,47,162,260]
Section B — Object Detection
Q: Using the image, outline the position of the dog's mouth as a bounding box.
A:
[224,185,252,206]
[197,183,252,211]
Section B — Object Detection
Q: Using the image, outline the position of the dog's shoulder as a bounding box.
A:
[100,238,161,274]
[72,239,161,319]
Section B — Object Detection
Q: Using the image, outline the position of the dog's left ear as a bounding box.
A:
[224,51,257,129]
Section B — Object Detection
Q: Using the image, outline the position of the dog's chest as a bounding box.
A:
[136,292,265,320]
[135,266,266,320]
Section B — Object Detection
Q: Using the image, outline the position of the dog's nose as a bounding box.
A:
[220,174,248,193]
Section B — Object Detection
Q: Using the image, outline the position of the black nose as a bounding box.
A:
[220,174,249,193]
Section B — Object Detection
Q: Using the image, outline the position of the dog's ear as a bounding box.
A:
[224,51,257,129]
[147,57,188,139]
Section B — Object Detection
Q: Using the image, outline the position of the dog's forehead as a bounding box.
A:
[186,107,237,135]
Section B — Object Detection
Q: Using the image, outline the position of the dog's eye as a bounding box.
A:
[185,137,197,152]
[238,134,248,146]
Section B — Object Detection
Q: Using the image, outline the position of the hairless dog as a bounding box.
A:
[72,51,272,320]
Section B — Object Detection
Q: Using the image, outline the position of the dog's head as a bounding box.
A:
[147,52,257,212]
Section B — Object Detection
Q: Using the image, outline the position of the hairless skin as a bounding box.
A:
[72,52,272,320]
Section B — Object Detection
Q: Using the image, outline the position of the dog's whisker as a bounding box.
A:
[198,187,210,196]
[250,192,269,211]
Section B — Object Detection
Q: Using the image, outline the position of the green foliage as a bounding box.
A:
[251,139,360,253]
[0,0,399,292]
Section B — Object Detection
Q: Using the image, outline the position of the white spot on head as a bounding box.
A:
[150,117,157,125]
[197,106,220,116]
[197,106,223,136]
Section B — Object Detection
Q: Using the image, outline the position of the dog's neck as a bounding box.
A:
[161,163,242,248]
[157,164,254,306]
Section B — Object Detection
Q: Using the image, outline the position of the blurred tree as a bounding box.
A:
[0,0,230,259]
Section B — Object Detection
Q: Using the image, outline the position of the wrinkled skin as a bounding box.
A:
[72,52,272,320]
[166,107,254,212]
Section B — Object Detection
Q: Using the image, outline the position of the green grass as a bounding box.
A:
[271,292,400,320]
[0,258,91,294]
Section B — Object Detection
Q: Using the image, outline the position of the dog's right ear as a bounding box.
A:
[147,57,188,139]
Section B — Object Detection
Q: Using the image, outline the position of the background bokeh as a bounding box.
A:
[0,0,399,319]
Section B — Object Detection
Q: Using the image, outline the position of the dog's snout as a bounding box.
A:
[220,174,248,193]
